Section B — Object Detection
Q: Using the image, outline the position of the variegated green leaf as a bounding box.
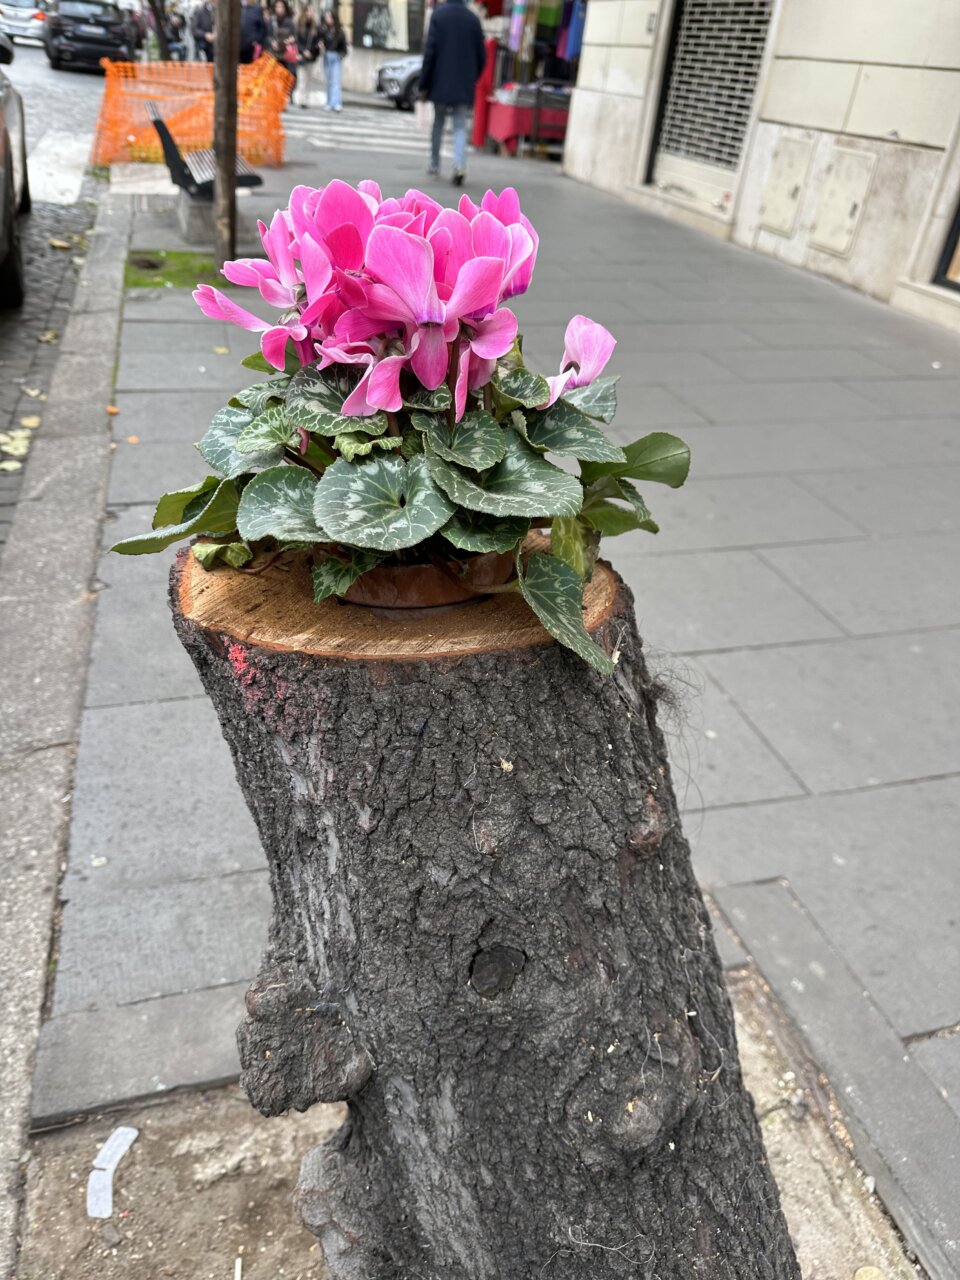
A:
[334,432,404,462]
[237,404,299,454]
[404,383,452,412]
[236,466,326,543]
[413,410,505,470]
[581,475,659,536]
[286,365,389,438]
[311,548,385,602]
[426,431,582,519]
[234,375,291,416]
[198,405,284,479]
[551,517,600,578]
[314,454,455,552]
[580,432,691,488]
[152,476,219,529]
[524,400,625,463]
[494,366,551,410]
[440,510,529,553]
[563,375,619,424]
[517,551,614,675]
[112,479,240,555]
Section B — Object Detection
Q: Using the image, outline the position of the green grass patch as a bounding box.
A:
[125,249,225,289]
[87,163,110,184]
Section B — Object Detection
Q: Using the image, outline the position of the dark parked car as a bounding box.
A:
[43,0,131,68]
[0,31,29,306]
[375,53,421,110]
[0,0,48,44]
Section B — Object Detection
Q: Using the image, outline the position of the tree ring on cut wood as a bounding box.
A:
[171,545,800,1280]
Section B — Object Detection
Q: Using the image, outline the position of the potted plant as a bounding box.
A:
[112,179,690,673]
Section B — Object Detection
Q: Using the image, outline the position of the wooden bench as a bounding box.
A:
[148,104,263,202]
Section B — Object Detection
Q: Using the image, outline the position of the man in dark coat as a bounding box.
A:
[239,0,267,62]
[419,0,486,184]
[192,0,215,60]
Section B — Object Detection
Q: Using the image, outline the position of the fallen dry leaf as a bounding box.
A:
[19,415,41,429]
[38,330,59,344]
[72,256,86,268]
[106,405,120,415]
[126,435,140,444]
[0,459,22,471]
[48,237,71,250]
[213,346,229,355]
[21,386,42,398]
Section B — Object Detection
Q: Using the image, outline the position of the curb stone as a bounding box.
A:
[0,190,132,1280]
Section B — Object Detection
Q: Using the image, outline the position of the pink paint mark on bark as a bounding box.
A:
[227,643,249,677]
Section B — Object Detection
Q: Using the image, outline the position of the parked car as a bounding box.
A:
[375,53,422,110]
[43,0,132,68]
[0,31,29,306]
[0,0,47,44]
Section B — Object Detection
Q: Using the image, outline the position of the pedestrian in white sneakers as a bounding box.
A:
[320,9,347,111]
[419,0,485,185]
[294,4,321,109]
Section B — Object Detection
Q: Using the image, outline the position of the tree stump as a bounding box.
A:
[171,546,800,1280]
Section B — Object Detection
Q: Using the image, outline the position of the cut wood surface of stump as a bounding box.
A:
[172,547,801,1280]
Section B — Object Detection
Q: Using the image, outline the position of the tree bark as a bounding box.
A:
[171,548,800,1280]
[212,0,240,267]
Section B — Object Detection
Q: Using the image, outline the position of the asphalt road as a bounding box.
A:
[5,37,104,154]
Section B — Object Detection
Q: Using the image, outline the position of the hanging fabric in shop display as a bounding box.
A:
[508,0,527,53]
[558,0,585,60]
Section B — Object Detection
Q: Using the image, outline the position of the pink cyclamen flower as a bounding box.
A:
[193,284,307,370]
[543,315,616,407]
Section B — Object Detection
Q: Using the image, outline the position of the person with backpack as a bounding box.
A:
[419,0,486,185]
[239,0,268,62]
[319,9,347,112]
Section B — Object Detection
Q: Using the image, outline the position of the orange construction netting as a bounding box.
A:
[91,56,292,167]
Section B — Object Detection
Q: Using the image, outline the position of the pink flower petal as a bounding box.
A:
[410,325,449,389]
[365,225,443,326]
[468,307,517,360]
[562,315,616,387]
[470,211,509,263]
[261,210,299,289]
[358,179,382,202]
[458,193,480,220]
[367,354,406,412]
[300,233,334,303]
[468,353,496,391]
[261,324,304,370]
[445,256,504,322]
[429,209,472,287]
[193,284,266,332]
[541,370,573,408]
[453,342,471,421]
[317,180,376,248]
[324,223,365,273]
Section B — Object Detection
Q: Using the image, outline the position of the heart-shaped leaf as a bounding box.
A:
[152,476,219,529]
[524,399,625,463]
[311,548,385,601]
[112,478,240,554]
[581,475,659,536]
[234,375,291,416]
[563,375,619,424]
[414,410,505,470]
[198,405,284,478]
[517,552,614,675]
[334,432,404,462]
[314,453,455,552]
[426,430,582,518]
[494,366,551,411]
[242,348,301,375]
[551,517,600,578]
[440,510,529,553]
[237,404,300,454]
[580,432,690,489]
[286,365,388,438]
[236,466,326,543]
[404,383,452,412]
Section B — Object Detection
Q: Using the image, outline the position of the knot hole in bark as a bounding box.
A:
[470,944,526,999]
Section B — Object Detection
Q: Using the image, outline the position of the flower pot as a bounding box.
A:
[341,549,515,612]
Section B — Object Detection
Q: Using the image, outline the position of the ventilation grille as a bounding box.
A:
[658,0,773,171]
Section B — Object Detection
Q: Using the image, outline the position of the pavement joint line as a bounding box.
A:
[701,667,814,798]
[904,1022,960,1044]
[0,189,133,1280]
[786,473,876,539]
[715,879,960,1280]
[751,547,854,638]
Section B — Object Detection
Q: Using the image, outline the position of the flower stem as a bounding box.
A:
[446,328,462,429]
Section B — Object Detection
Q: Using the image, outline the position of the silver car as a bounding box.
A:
[0,0,48,43]
[0,32,29,306]
[374,54,422,111]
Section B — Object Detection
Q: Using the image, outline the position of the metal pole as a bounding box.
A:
[213,0,241,267]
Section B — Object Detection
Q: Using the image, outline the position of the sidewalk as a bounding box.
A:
[13,114,960,1275]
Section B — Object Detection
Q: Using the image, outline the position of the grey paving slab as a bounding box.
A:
[85,580,202,708]
[835,418,960,469]
[98,505,175,588]
[638,475,863,552]
[64,698,262,903]
[650,658,804,811]
[116,348,241,393]
[605,351,739,385]
[853,347,960,377]
[518,320,763,352]
[715,881,960,1280]
[616,547,841,652]
[913,1036,960,1122]
[53,871,270,1013]
[32,983,248,1123]
[710,347,889,382]
[122,287,222,321]
[705,897,749,970]
[796,467,959,536]
[761,534,960,634]
[108,439,207,506]
[704,630,960,792]
[610,383,711,430]
[671,378,879,424]
[842,377,960,417]
[675,420,880,478]
[111,389,228,443]
[120,319,231,353]
[735,320,910,349]
[691,778,960,1036]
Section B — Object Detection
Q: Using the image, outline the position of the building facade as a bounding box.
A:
[563,0,960,328]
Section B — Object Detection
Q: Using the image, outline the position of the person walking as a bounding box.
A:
[293,4,321,108]
[419,0,486,185]
[268,0,299,101]
[192,0,215,60]
[319,9,347,112]
[239,0,268,62]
